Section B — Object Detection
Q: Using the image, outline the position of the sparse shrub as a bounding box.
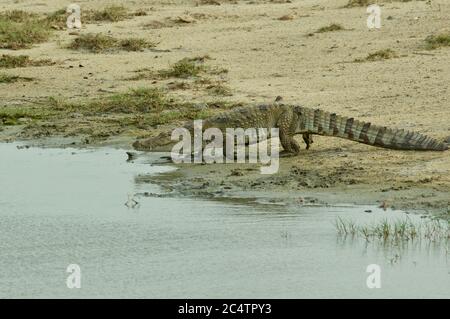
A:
[119,38,155,52]
[345,0,370,7]
[424,33,450,50]
[86,5,129,22]
[0,107,44,125]
[0,73,33,83]
[68,33,118,53]
[159,58,208,78]
[316,23,344,33]
[0,10,52,49]
[0,54,54,68]
[68,33,155,53]
[354,49,398,62]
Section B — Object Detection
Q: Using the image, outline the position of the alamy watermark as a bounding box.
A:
[366,264,381,289]
[170,120,280,175]
[66,264,81,289]
[367,4,381,29]
[66,4,82,29]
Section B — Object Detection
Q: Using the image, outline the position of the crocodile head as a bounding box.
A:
[132,131,174,151]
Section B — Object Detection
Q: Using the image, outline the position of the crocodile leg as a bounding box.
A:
[279,129,301,156]
[302,133,314,150]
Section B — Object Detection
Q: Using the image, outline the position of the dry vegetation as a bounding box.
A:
[0,73,33,83]
[354,49,399,62]
[45,5,147,29]
[345,0,421,7]
[424,33,450,50]
[0,54,54,68]
[0,10,53,49]
[316,23,345,33]
[68,33,156,53]
[126,57,231,96]
[0,87,241,140]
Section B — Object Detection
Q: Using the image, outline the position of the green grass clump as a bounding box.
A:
[0,54,54,68]
[0,73,33,83]
[159,58,208,78]
[345,0,370,7]
[68,33,155,53]
[354,49,398,62]
[133,9,148,17]
[45,6,141,29]
[68,33,118,53]
[424,33,450,50]
[43,9,68,29]
[86,5,129,22]
[316,23,344,33]
[334,216,449,243]
[47,87,241,128]
[0,10,39,22]
[119,38,156,52]
[0,106,46,125]
[0,10,52,49]
[52,88,171,114]
[128,56,226,81]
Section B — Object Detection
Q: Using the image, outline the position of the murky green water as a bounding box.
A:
[0,143,448,298]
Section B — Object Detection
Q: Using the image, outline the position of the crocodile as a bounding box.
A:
[132,103,448,154]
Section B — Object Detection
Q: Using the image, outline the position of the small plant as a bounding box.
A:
[424,33,450,50]
[334,216,449,244]
[52,87,172,114]
[334,217,358,236]
[45,6,138,29]
[159,58,208,79]
[0,107,45,125]
[0,73,33,83]
[316,23,344,33]
[68,33,117,53]
[0,10,39,22]
[119,38,155,52]
[127,56,226,81]
[133,9,148,17]
[68,33,155,53]
[160,57,226,78]
[345,0,370,7]
[0,10,53,49]
[0,54,54,68]
[354,49,398,62]
[86,6,129,22]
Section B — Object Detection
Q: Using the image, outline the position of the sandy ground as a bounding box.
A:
[0,0,449,216]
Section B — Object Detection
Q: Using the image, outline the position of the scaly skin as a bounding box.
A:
[132,103,448,153]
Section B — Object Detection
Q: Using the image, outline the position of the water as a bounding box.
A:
[0,143,448,298]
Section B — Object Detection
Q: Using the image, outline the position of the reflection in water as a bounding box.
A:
[0,143,448,298]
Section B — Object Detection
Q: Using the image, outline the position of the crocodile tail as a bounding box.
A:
[302,108,448,151]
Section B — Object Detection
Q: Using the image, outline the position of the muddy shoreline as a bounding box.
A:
[147,153,450,219]
[5,131,448,219]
